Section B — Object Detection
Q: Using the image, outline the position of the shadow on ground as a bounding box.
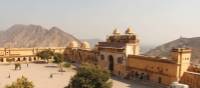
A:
[45,66,58,68]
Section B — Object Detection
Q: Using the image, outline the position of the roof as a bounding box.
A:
[128,55,176,64]
[80,41,91,49]
[125,27,135,34]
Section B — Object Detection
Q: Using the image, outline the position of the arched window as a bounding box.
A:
[165,68,168,72]
[100,55,105,60]
[117,57,123,64]
[23,57,26,61]
[158,77,162,83]
[29,57,32,61]
[34,57,37,61]
[17,58,20,61]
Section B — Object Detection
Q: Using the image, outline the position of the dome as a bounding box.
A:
[80,41,91,49]
[125,27,134,34]
[67,41,79,48]
[172,81,179,84]
[113,28,120,35]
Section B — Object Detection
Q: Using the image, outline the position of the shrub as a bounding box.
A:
[5,76,34,88]
[66,64,112,88]
[63,62,71,68]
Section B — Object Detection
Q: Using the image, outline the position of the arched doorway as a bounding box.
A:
[158,77,162,83]
[17,58,20,61]
[23,57,26,61]
[34,57,37,61]
[108,55,114,72]
[29,57,32,61]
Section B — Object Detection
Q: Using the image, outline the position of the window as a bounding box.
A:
[151,67,154,69]
[34,57,37,61]
[23,57,26,61]
[100,55,105,60]
[117,57,123,64]
[157,67,160,70]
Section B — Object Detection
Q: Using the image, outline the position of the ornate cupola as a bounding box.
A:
[80,41,91,50]
[67,41,79,48]
[113,28,120,35]
[125,27,134,35]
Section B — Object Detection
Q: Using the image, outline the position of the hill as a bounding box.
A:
[145,37,200,64]
[0,24,80,48]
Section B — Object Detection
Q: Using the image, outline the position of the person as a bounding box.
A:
[8,73,10,78]
[19,64,22,70]
[50,74,53,78]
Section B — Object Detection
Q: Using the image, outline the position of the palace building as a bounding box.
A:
[64,27,200,88]
[0,47,65,63]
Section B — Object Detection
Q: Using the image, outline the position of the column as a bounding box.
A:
[3,58,7,63]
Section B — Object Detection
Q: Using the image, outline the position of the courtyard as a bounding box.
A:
[0,63,159,88]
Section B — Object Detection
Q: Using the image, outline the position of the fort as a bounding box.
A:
[0,27,199,88]
[64,27,200,88]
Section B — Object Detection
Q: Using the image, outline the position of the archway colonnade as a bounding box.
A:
[0,55,41,63]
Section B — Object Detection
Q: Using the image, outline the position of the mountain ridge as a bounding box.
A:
[0,24,80,48]
[145,37,200,64]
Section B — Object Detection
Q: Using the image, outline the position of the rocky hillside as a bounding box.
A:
[145,37,200,64]
[0,24,80,48]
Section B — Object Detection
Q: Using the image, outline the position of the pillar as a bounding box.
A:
[31,57,34,62]
[26,57,29,62]
[20,57,23,62]
[3,58,7,63]
[15,58,17,62]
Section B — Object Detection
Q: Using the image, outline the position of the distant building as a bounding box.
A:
[64,27,200,88]
[0,47,65,63]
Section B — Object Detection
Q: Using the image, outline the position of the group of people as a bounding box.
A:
[9,63,54,79]
[7,63,30,79]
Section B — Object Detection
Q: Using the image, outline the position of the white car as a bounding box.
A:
[169,82,189,88]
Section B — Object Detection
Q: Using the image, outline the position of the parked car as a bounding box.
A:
[169,82,189,88]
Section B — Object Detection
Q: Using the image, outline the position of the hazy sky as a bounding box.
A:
[0,0,200,46]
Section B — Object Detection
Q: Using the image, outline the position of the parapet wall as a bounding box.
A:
[180,71,200,88]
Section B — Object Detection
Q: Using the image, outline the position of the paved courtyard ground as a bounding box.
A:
[0,63,161,88]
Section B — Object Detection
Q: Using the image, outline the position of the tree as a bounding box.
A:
[36,49,54,63]
[66,64,112,88]
[5,76,34,88]
[53,53,65,72]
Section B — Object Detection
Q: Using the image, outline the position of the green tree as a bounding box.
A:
[53,53,65,72]
[36,49,54,63]
[66,64,112,88]
[5,76,34,88]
